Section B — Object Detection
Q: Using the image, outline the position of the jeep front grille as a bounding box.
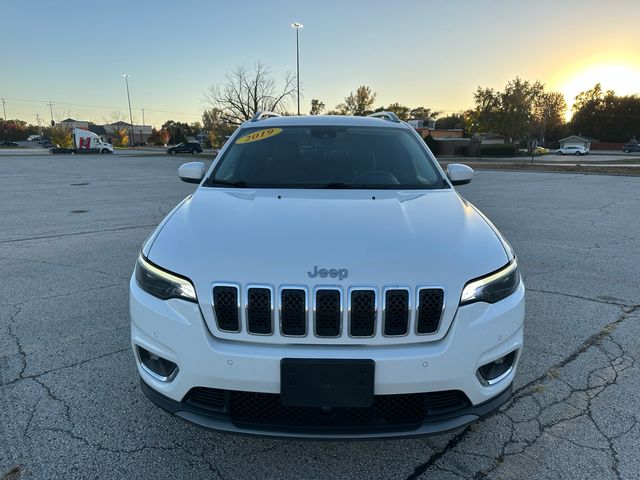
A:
[383,289,410,336]
[247,287,273,334]
[349,290,376,337]
[315,289,341,337]
[212,285,240,332]
[417,289,445,334]
[210,284,445,341]
[280,289,306,336]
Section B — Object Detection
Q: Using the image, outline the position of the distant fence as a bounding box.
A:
[590,142,624,150]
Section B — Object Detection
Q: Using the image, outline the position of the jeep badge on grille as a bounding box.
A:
[307,266,349,281]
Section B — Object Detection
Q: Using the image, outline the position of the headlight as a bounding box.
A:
[460,259,520,306]
[134,254,197,302]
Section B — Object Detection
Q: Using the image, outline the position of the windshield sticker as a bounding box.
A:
[235,128,283,144]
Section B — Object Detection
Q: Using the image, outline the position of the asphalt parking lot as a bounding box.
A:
[1,154,639,479]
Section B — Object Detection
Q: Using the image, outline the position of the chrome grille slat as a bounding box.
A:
[210,283,445,341]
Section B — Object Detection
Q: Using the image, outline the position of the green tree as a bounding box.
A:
[0,119,30,141]
[383,103,411,121]
[111,126,129,147]
[470,87,501,134]
[469,77,558,141]
[409,106,440,120]
[309,99,325,115]
[570,84,640,142]
[202,108,236,147]
[148,127,171,146]
[533,91,567,142]
[436,113,466,130]
[49,125,73,148]
[499,78,544,141]
[337,85,377,116]
[162,120,198,144]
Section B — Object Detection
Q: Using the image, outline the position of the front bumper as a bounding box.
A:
[130,278,524,438]
[140,377,512,439]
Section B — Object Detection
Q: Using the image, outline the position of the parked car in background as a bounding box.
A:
[534,146,549,155]
[167,141,202,154]
[27,135,41,142]
[1,140,20,147]
[556,145,588,155]
[622,143,640,153]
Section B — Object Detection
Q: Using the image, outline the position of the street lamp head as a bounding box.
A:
[291,22,303,29]
[122,74,130,78]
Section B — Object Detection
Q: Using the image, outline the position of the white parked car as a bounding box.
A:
[556,145,589,155]
[130,111,525,439]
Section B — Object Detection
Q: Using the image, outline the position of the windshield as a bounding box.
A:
[204,126,447,189]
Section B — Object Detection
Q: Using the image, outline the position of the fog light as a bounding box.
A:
[138,346,178,382]
[477,350,517,386]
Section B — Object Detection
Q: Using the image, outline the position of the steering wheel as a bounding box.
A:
[351,170,400,185]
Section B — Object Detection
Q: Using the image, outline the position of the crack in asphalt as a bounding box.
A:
[0,223,158,245]
[0,282,124,309]
[406,303,640,479]
[0,255,131,282]
[0,347,130,388]
[4,306,27,381]
[525,288,635,308]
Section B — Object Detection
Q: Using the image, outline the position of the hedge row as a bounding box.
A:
[479,144,518,156]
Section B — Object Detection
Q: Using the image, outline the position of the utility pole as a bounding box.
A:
[141,108,145,126]
[47,102,55,126]
[122,74,134,146]
[1,98,6,120]
[36,113,42,134]
[291,22,303,115]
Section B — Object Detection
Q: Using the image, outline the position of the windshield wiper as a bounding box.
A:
[208,179,248,188]
[314,182,354,189]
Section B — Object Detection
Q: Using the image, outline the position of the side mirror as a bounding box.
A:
[178,162,205,184]
[447,163,474,186]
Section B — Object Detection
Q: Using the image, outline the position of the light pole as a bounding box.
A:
[291,22,303,115]
[122,74,134,146]
[1,98,6,120]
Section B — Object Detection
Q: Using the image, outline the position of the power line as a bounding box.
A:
[1,97,201,117]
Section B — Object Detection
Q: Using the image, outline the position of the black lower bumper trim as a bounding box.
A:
[139,379,512,439]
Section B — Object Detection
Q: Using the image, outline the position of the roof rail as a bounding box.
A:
[250,111,281,122]
[367,111,401,123]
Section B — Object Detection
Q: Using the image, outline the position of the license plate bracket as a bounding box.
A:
[280,358,374,407]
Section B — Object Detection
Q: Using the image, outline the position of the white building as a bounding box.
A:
[559,135,592,149]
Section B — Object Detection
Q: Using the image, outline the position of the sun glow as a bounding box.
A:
[557,62,640,121]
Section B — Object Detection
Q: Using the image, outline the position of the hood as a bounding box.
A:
[147,188,509,302]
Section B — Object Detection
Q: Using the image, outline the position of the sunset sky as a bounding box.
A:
[2,0,639,127]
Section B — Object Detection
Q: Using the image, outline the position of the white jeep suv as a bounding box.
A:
[130,111,525,439]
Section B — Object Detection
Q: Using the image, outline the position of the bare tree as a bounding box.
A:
[205,63,296,124]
